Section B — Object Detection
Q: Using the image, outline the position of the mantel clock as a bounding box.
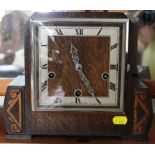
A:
[3,12,153,139]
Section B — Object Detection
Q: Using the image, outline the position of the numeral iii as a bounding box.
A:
[110,64,118,70]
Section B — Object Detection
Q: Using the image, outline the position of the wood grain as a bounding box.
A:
[0,79,13,96]
[48,36,110,96]
[133,90,153,136]
[1,108,155,143]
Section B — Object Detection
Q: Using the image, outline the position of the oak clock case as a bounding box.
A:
[3,12,152,139]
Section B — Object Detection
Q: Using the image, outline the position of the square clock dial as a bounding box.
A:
[31,13,128,111]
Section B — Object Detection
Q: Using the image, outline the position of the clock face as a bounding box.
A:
[31,18,128,111]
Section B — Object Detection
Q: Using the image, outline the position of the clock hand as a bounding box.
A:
[70,42,101,104]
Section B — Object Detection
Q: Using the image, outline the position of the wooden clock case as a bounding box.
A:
[3,12,153,140]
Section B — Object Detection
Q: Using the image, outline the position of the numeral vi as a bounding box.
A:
[75,97,81,103]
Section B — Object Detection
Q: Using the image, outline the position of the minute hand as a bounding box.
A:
[70,42,101,104]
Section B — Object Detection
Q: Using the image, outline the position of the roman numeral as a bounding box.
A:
[110,64,118,70]
[55,29,63,35]
[55,97,62,103]
[41,64,48,69]
[111,43,118,50]
[41,80,47,92]
[41,44,47,47]
[97,27,102,35]
[96,97,101,104]
[75,97,80,103]
[110,82,116,91]
[76,28,83,35]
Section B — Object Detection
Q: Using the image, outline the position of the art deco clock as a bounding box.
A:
[3,12,153,139]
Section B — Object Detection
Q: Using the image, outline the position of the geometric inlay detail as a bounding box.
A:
[133,91,149,135]
[6,89,22,133]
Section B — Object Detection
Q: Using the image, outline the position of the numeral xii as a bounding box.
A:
[76,28,83,35]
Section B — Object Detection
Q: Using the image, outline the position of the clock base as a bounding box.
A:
[3,73,153,140]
